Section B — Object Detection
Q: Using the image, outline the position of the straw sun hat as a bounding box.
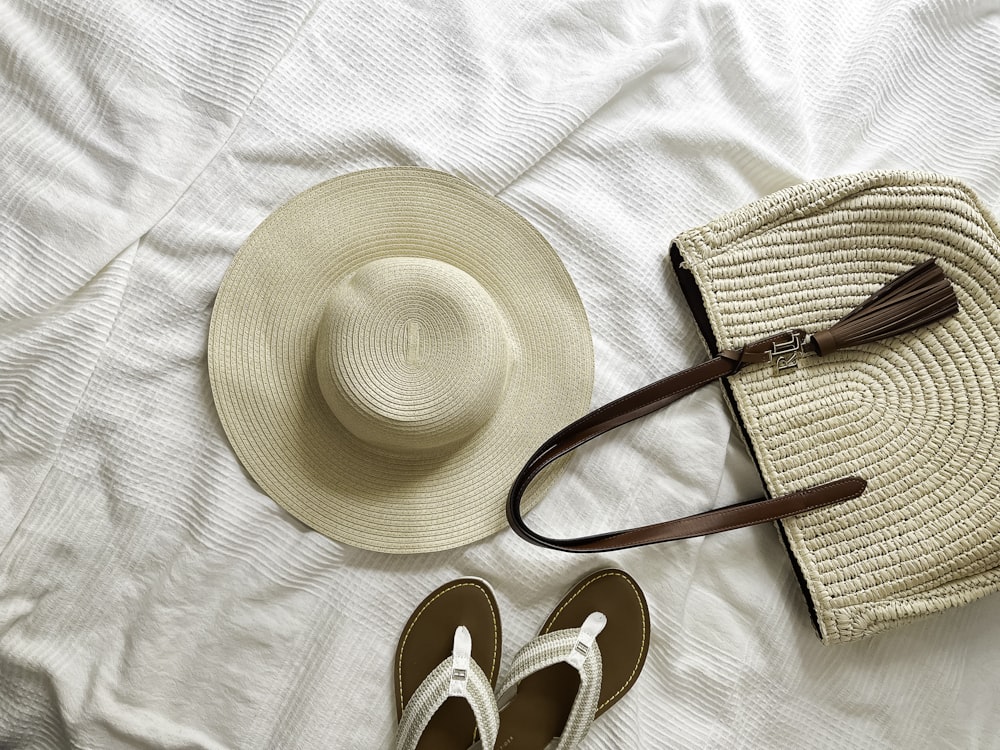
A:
[208,167,593,554]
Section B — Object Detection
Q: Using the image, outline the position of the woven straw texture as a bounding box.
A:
[209,167,593,554]
[672,171,1000,644]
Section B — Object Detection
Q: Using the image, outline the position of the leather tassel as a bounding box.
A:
[810,260,959,356]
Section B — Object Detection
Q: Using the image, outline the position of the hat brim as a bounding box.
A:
[209,167,594,553]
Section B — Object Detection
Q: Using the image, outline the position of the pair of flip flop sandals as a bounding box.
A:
[393,569,650,749]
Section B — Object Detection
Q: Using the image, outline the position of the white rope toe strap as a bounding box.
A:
[395,626,500,750]
[498,612,607,750]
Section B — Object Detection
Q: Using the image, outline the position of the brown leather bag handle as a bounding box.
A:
[506,260,959,553]
[505,331,868,553]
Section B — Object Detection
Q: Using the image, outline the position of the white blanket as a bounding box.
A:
[2,1,999,747]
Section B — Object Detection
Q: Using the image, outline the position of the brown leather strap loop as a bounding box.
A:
[506,342,867,553]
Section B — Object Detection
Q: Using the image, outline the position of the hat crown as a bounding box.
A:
[316,257,512,453]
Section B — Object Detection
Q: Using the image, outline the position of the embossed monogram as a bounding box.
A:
[769,333,802,374]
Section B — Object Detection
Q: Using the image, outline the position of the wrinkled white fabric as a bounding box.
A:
[2,1,999,747]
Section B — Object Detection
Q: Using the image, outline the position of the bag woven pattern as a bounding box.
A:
[673,171,1000,643]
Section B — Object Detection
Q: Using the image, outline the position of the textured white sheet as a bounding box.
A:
[2,1,999,747]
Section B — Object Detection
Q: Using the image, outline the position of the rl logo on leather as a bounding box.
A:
[768,333,802,373]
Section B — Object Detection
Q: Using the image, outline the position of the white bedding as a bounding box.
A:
[2,1,999,747]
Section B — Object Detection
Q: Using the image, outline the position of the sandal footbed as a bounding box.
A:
[495,569,650,750]
[394,578,502,749]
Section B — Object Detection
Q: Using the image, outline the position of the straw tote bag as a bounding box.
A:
[508,171,1000,643]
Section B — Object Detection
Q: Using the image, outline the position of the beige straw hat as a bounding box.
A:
[208,167,593,554]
